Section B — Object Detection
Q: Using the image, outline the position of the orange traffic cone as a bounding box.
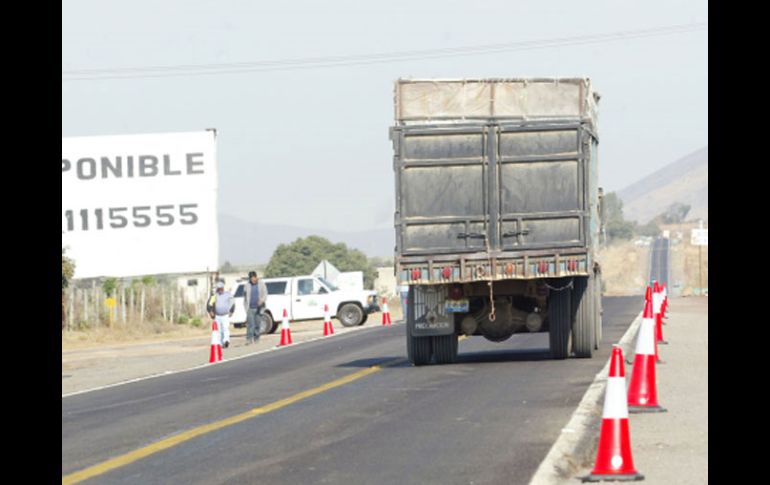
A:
[627,296,666,413]
[644,287,662,363]
[382,297,392,325]
[583,345,644,482]
[661,283,669,322]
[209,320,223,363]
[279,309,293,346]
[653,282,668,345]
[323,304,334,336]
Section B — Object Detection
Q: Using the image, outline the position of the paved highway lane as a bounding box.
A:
[63,296,641,485]
[649,237,670,286]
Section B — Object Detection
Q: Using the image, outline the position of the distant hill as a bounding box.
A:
[219,214,394,265]
[618,146,708,224]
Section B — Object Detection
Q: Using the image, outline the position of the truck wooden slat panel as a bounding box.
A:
[500,161,580,214]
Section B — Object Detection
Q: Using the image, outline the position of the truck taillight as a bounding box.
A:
[411,269,421,280]
[442,266,452,279]
[449,285,463,300]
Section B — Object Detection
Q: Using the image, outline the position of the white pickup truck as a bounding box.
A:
[231,275,380,333]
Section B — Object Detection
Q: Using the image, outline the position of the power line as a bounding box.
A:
[62,22,707,81]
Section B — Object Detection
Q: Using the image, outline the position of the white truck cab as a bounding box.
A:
[231,275,379,333]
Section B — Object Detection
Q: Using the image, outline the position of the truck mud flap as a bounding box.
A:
[408,285,455,337]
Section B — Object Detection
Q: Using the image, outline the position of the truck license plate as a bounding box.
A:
[445,299,469,313]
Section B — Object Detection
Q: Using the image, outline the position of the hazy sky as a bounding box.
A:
[62,0,708,233]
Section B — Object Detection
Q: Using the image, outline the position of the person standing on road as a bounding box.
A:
[207,281,234,348]
[244,271,268,345]
[399,284,410,320]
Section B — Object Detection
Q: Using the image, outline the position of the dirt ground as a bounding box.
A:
[596,241,650,296]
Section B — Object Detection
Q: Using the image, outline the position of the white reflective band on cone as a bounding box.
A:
[603,377,629,419]
[635,318,656,355]
[211,330,220,345]
[653,293,662,313]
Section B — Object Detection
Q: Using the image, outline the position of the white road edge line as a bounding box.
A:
[62,320,405,399]
[528,309,644,485]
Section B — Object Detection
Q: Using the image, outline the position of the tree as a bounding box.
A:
[661,202,691,224]
[265,236,377,288]
[219,261,235,273]
[62,248,75,290]
[368,256,394,268]
[603,192,635,241]
[62,248,76,332]
[636,220,661,238]
[102,278,118,297]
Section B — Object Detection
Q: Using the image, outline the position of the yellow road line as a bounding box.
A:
[63,359,404,485]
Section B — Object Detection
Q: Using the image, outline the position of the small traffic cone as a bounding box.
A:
[323,304,334,336]
[279,309,293,346]
[627,297,666,413]
[661,283,669,322]
[653,282,668,345]
[209,320,223,363]
[381,297,392,325]
[645,287,663,363]
[583,345,644,482]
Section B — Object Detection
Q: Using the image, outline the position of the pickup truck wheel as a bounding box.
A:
[338,303,364,327]
[571,276,594,358]
[359,313,368,326]
[432,334,458,364]
[548,280,572,360]
[263,312,277,334]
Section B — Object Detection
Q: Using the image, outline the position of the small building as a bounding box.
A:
[374,266,397,297]
[174,272,247,304]
[175,273,210,304]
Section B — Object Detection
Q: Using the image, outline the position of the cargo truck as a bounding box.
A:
[390,78,604,365]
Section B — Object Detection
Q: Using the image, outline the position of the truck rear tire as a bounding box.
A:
[406,285,433,365]
[594,273,603,350]
[432,334,458,364]
[407,331,433,366]
[338,303,364,327]
[572,276,594,358]
[548,281,572,360]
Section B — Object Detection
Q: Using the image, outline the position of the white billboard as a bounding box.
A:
[690,228,708,246]
[62,130,219,278]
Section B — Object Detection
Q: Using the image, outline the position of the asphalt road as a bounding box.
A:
[649,237,670,286]
[63,296,641,485]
